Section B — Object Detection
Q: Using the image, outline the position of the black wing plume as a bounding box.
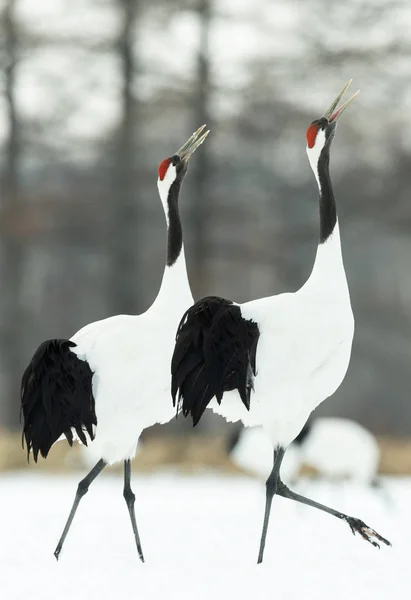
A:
[21,339,97,461]
[171,296,260,426]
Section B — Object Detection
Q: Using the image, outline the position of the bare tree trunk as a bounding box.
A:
[190,0,211,295]
[108,0,140,315]
[0,0,23,429]
[4,2,18,201]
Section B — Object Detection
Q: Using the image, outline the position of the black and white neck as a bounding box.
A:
[153,161,192,311]
[303,126,348,295]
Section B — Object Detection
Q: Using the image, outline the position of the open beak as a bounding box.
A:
[176,124,210,162]
[324,80,360,123]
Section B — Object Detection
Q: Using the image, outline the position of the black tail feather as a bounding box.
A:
[171,296,260,426]
[21,339,97,461]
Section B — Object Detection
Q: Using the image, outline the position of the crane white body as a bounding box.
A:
[171,86,390,556]
[301,417,380,483]
[21,127,209,561]
[230,418,380,485]
[201,130,354,448]
[209,227,354,449]
[58,166,193,465]
[71,267,192,464]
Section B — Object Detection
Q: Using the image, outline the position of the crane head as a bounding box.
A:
[157,125,209,185]
[305,80,359,158]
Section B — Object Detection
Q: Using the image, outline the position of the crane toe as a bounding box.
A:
[345,516,391,548]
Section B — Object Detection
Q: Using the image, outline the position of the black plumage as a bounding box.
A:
[294,420,312,446]
[171,296,260,426]
[21,339,97,461]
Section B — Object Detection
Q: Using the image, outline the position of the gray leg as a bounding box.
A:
[257,446,285,564]
[123,459,145,562]
[54,458,107,560]
[276,480,391,548]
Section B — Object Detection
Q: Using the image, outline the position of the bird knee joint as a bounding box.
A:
[123,488,135,504]
[77,480,89,497]
[266,478,278,495]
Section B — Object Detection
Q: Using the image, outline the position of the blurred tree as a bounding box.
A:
[107,0,141,314]
[189,0,211,295]
[0,0,24,428]
[0,0,409,437]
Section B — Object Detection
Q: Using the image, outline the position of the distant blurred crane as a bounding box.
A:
[228,418,381,488]
[171,82,391,563]
[20,126,209,562]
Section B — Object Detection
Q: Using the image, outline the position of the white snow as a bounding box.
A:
[0,471,407,599]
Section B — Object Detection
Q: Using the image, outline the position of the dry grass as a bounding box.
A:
[1,428,411,475]
[378,437,411,475]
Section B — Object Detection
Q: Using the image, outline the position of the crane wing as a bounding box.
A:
[171,296,260,426]
[21,339,96,461]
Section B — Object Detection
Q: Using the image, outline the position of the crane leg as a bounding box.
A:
[54,458,107,560]
[276,480,391,548]
[257,446,285,564]
[123,459,145,562]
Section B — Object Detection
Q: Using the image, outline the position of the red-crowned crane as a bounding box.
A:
[171,82,391,563]
[21,125,209,562]
[228,418,381,488]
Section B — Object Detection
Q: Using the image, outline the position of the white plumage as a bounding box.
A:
[229,425,301,482]
[21,126,208,561]
[230,418,380,485]
[172,83,390,559]
[301,418,380,483]
[206,125,354,444]
[210,269,354,447]
[71,260,193,464]
[182,123,355,449]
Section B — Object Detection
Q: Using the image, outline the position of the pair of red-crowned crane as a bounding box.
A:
[21,81,391,564]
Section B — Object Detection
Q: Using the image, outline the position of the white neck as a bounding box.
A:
[152,248,192,312]
[300,222,349,297]
[151,171,193,312]
[157,170,175,226]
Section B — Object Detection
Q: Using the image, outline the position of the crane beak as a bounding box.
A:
[324,80,360,123]
[176,124,210,163]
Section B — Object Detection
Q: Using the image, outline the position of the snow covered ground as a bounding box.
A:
[0,471,408,600]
